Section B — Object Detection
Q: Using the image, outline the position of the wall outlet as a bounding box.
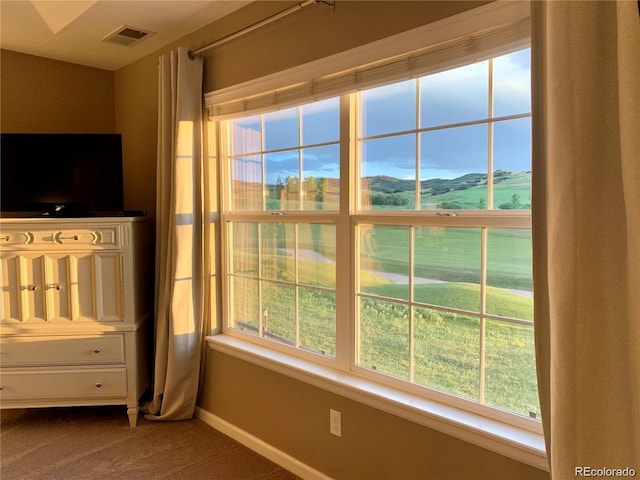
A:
[329,409,342,437]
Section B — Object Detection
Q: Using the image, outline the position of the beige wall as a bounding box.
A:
[0,50,114,133]
[201,351,548,480]
[198,1,488,92]
[114,54,159,217]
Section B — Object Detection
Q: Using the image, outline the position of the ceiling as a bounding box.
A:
[0,0,251,71]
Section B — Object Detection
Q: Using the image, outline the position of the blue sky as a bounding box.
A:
[232,48,531,185]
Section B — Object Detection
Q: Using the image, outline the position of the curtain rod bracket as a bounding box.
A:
[315,0,335,11]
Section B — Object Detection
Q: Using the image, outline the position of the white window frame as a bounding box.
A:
[205,1,547,470]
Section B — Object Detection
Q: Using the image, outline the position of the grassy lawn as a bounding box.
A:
[360,225,533,291]
[358,282,538,418]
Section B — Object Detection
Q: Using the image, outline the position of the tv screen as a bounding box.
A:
[1,133,125,217]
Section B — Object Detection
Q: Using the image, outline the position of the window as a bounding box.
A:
[223,98,341,358]
[219,45,538,426]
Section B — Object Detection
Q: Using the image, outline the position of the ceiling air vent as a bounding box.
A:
[103,25,155,47]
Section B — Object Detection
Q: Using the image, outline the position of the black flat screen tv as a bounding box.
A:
[1,133,129,217]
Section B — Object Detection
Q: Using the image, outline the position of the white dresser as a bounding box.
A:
[0,217,152,426]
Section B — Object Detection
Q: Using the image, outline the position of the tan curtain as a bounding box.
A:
[531,1,640,476]
[146,47,205,421]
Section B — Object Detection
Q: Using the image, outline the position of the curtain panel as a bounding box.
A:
[531,1,640,476]
[146,48,206,421]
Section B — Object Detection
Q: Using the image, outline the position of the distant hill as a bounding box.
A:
[361,170,531,209]
[362,170,526,194]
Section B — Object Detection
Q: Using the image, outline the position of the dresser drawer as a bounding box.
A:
[0,226,121,250]
[0,335,125,366]
[0,368,127,401]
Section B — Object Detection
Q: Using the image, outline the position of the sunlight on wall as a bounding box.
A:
[172,120,196,336]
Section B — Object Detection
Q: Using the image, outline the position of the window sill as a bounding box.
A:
[205,334,548,471]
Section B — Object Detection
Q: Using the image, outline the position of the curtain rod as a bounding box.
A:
[189,0,334,59]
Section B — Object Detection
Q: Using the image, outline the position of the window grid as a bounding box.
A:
[227,105,341,213]
[226,220,338,356]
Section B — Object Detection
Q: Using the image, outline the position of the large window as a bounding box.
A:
[219,47,537,425]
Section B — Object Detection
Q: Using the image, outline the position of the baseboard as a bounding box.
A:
[195,407,332,480]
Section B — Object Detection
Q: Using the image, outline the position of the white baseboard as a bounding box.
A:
[195,407,332,480]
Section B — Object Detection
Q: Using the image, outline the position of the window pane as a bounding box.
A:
[493,117,531,210]
[420,61,488,127]
[302,145,340,210]
[262,282,296,346]
[485,321,539,418]
[230,276,259,333]
[493,48,531,117]
[265,151,299,210]
[231,155,263,210]
[414,307,480,400]
[413,227,481,312]
[302,97,339,145]
[420,124,488,210]
[361,134,416,210]
[358,297,409,380]
[231,115,261,155]
[297,223,336,288]
[358,225,410,301]
[230,222,258,276]
[264,107,298,151]
[486,228,533,320]
[300,288,336,357]
[260,223,295,282]
[361,79,416,137]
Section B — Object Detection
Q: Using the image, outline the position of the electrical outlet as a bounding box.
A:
[329,409,342,437]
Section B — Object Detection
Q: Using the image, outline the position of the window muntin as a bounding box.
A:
[222,47,537,423]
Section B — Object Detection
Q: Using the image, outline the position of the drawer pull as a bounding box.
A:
[0,385,4,391]
[93,348,102,354]
[24,285,38,292]
[47,284,62,291]
[3,235,10,241]
[95,382,103,388]
[52,232,80,244]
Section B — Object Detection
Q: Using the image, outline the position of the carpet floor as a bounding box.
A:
[1,406,301,480]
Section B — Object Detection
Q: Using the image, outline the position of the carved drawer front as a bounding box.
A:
[0,335,125,367]
[0,252,125,323]
[0,226,121,250]
[0,368,127,401]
